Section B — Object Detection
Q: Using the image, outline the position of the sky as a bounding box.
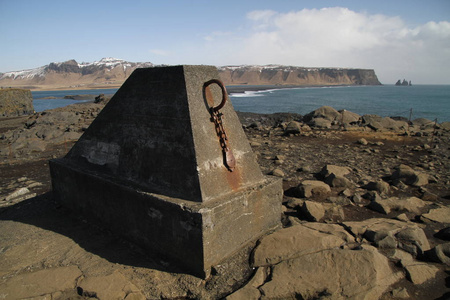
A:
[0,0,449,84]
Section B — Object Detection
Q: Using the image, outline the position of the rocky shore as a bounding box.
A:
[0,98,449,299]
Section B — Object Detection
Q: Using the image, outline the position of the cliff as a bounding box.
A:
[0,88,34,117]
[219,65,381,86]
[0,58,154,90]
[0,59,382,90]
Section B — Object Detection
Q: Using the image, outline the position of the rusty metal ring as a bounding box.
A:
[203,79,228,112]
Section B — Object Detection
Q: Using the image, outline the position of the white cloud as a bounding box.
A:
[204,31,233,42]
[246,10,277,23]
[207,7,450,84]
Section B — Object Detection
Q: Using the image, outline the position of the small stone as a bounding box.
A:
[395,213,410,222]
[270,168,285,177]
[421,205,450,223]
[402,260,439,284]
[391,287,409,299]
[357,138,368,145]
[301,201,325,222]
[5,187,31,201]
[297,165,312,173]
[295,180,331,200]
[363,180,390,194]
[376,235,397,249]
[340,188,353,197]
[368,197,428,215]
[284,121,301,134]
[320,164,351,178]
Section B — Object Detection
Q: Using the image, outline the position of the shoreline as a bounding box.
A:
[20,83,370,93]
[226,83,363,94]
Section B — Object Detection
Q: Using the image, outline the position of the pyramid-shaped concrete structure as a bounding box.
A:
[50,65,282,277]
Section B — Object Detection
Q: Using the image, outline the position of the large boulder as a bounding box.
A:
[381,117,408,131]
[284,121,301,134]
[325,173,355,188]
[258,245,402,300]
[364,180,391,195]
[309,117,332,129]
[244,223,403,299]
[320,164,351,178]
[391,164,429,187]
[421,205,450,223]
[412,118,435,130]
[304,106,340,123]
[0,88,34,117]
[367,196,429,215]
[252,223,352,267]
[362,114,383,131]
[339,109,361,126]
[343,218,431,256]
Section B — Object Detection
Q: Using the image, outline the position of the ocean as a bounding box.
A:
[32,85,450,122]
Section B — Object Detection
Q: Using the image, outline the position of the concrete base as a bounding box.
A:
[50,158,282,278]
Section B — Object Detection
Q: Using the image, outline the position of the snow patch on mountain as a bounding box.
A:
[0,58,154,81]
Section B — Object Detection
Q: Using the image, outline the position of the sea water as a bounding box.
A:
[229,85,450,122]
[31,85,450,122]
[32,88,118,112]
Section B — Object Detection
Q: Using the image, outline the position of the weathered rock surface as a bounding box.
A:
[1,102,450,299]
[421,205,450,223]
[252,223,351,267]
[426,243,450,265]
[301,200,325,221]
[257,244,402,300]
[0,102,102,159]
[284,120,301,134]
[295,180,331,199]
[343,218,431,256]
[78,271,145,299]
[249,223,403,299]
[0,266,82,299]
[367,196,429,215]
[391,164,429,186]
[400,256,440,284]
[320,164,352,178]
[0,88,34,117]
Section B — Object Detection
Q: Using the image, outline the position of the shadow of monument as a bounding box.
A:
[0,192,188,275]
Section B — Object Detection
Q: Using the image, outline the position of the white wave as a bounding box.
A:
[229,91,266,98]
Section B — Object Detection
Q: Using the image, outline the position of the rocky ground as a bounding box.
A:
[0,100,449,299]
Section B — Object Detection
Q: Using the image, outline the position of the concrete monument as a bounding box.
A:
[49,65,282,277]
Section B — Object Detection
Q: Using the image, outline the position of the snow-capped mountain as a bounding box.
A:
[0,58,154,89]
[0,59,381,90]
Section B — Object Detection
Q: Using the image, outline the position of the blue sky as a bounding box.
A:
[1,0,449,84]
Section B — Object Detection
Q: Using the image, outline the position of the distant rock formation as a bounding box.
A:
[219,65,382,86]
[395,79,412,86]
[0,88,34,117]
[0,58,154,90]
[0,58,382,90]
